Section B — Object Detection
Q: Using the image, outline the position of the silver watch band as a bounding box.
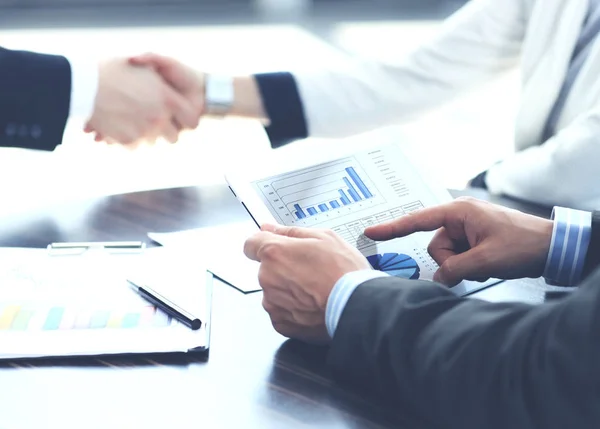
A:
[204,74,234,116]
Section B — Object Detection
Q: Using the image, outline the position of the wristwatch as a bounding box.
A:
[204,74,234,117]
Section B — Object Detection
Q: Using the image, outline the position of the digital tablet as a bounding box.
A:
[225,142,503,296]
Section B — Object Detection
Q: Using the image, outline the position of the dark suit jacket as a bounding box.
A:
[328,213,600,428]
[0,47,72,151]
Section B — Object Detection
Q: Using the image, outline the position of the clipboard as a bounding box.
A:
[0,244,212,361]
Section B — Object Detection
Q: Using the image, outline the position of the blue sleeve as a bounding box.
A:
[0,47,71,151]
[325,270,389,337]
[544,207,592,286]
[253,72,308,148]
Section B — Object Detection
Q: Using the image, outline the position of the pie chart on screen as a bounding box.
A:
[367,253,420,280]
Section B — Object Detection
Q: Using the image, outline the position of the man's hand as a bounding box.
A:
[129,53,205,126]
[85,58,198,144]
[130,53,269,122]
[244,224,370,344]
[365,197,553,286]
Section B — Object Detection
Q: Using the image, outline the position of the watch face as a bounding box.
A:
[206,75,234,115]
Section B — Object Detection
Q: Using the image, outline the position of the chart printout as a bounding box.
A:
[0,248,198,359]
[252,145,450,281]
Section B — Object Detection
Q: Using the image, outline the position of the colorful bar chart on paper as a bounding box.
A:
[255,157,384,223]
[0,304,171,332]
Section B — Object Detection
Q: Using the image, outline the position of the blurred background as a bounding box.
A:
[0,0,519,214]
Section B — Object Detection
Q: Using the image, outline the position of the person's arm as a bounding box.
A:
[485,108,600,209]
[328,274,600,429]
[239,0,529,146]
[243,199,600,427]
[0,48,75,150]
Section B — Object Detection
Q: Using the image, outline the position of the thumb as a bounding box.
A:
[129,53,178,78]
[261,224,322,239]
[433,250,489,287]
[129,52,168,67]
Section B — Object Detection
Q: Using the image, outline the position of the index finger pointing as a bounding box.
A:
[364,205,451,241]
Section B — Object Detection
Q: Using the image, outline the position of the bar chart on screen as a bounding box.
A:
[254,157,386,226]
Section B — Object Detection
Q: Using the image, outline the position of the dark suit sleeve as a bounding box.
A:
[0,47,72,151]
[328,275,600,429]
[583,211,600,277]
[253,72,308,148]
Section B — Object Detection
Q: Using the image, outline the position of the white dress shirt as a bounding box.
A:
[292,0,600,210]
[66,56,98,120]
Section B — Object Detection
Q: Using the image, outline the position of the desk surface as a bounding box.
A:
[0,184,556,429]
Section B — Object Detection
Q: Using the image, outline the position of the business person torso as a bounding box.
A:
[255,0,600,209]
[325,207,600,429]
[0,48,72,151]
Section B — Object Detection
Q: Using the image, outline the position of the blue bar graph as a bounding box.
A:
[347,188,361,202]
[343,177,362,202]
[287,164,377,221]
[339,190,351,205]
[346,167,373,199]
[294,204,306,219]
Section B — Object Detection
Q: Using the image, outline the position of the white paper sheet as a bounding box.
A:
[0,247,208,359]
[149,221,261,293]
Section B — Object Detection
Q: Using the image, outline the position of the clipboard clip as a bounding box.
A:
[47,241,146,256]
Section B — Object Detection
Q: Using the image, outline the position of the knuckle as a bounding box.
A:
[257,264,275,289]
[441,260,454,276]
[324,229,337,238]
[159,87,171,105]
[476,249,494,267]
[260,242,281,260]
[426,241,436,255]
[120,134,136,145]
[242,239,253,257]
[148,114,163,126]
[455,196,477,206]
[272,322,288,338]
[261,297,275,314]
[441,259,460,280]
[286,227,300,237]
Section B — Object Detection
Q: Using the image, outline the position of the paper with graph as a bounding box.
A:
[0,248,207,360]
[244,143,502,296]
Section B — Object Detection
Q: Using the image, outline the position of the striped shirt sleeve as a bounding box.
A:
[543,207,593,286]
[325,270,389,338]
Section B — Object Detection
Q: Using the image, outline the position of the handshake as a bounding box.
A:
[84,54,208,145]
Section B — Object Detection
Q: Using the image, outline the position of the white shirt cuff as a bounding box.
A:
[325,270,389,338]
[66,56,98,120]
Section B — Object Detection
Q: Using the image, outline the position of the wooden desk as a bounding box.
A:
[0,184,555,428]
